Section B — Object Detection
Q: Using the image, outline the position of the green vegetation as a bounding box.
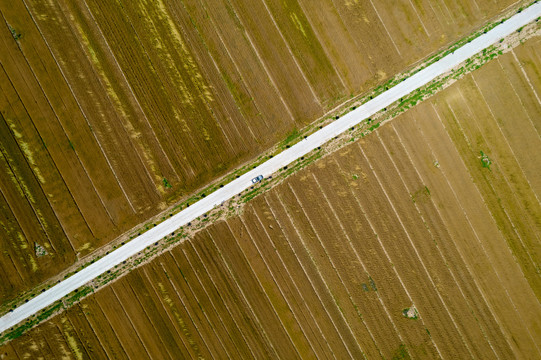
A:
[368,277,377,291]
[281,128,300,148]
[392,344,411,360]
[0,302,62,344]
[411,186,431,203]
[8,25,21,41]
[162,177,172,189]
[480,151,492,169]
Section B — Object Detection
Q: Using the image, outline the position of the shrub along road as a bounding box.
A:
[1,1,540,335]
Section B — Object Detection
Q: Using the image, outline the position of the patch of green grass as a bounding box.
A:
[0,301,62,344]
[392,344,411,360]
[162,177,172,189]
[480,150,492,169]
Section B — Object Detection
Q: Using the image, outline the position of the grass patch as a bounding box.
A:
[392,344,411,360]
[480,150,492,169]
[162,177,172,189]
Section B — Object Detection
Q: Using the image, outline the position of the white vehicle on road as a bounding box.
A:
[251,175,264,184]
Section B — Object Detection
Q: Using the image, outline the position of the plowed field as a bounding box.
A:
[3,33,541,359]
[0,0,522,302]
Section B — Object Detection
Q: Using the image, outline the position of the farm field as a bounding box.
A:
[0,0,524,303]
[3,34,541,358]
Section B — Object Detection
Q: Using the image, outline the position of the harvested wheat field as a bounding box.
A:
[3,33,541,359]
[0,0,525,302]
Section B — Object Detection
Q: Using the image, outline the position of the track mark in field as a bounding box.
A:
[433,104,541,357]
[19,0,138,218]
[222,0,296,123]
[123,280,173,359]
[187,241,259,358]
[259,0,322,108]
[170,252,230,357]
[332,157,442,358]
[158,261,216,359]
[180,246,245,359]
[356,142,472,358]
[389,122,511,358]
[327,0,377,76]
[311,172,399,358]
[446,98,537,269]
[496,57,541,201]
[0,141,56,256]
[250,207,334,357]
[168,251,232,358]
[511,49,541,107]
[80,0,181,183]
[406,0,430,36]
[375,130,500,359]
[107,287,153,359]
[193,0,262,141]
[263,194,352,359]
[288,183,378,360]
[294,0,349,91]
[140,268,195,358]
[112,0,206,175]
[206,230,281,358]
[160,5,237,157]
[270,192,362,359]
[59,0,162,206]
[458,83,541,265]
[230,218,305,359]
[471,73,541,209]
[173,0,257,149]
[367,0,401,56]
[242,211,323,359]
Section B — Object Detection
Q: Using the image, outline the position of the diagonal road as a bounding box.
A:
[1,2,540,335]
